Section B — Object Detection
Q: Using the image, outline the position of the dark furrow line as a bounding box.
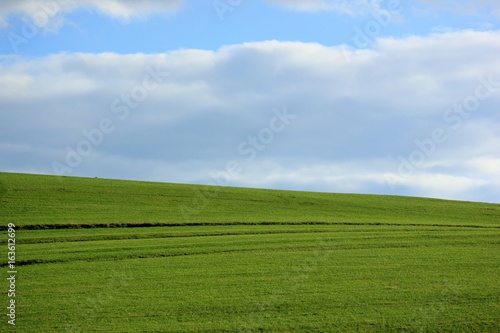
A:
[1,221,499,231]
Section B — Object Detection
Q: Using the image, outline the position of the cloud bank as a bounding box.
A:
[1,30,499,202]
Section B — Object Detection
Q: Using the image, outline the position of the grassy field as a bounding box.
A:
[1,172,499,332]
[1,172,499,227]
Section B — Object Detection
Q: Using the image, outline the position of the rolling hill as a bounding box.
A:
[1,172,499,332]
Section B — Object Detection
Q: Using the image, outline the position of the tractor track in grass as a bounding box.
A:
[5,238,494,268]
[3,224,499,267]
[5,228,332,244]
[2,220,499,231]
[3,223,499,246]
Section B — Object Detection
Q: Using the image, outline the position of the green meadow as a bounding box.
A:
[1,172,499,332]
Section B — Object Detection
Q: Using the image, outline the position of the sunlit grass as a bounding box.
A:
[0,172,499,332]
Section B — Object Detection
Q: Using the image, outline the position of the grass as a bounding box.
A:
[0,172,499,332]
[1,172,499,226]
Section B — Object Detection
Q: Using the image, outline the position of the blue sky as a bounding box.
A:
[2,0,499,56]
[1,0,500,203]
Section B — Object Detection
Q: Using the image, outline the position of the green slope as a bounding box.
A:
[15,226,500,332]
[1,172,499,227]
[1,172,500,332]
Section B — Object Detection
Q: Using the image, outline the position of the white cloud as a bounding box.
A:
[414,0,500,19]
[83,0,183,20]
[391,173,490,200]
[1,0,499,30]
[267,0,383,14]
[267,0,500,19]
[1,31,499,202]
[0,0,183,28]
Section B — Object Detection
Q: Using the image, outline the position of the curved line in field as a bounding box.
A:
[6,234,499,267]
[2,221,499,231]
[0,245,394,267]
